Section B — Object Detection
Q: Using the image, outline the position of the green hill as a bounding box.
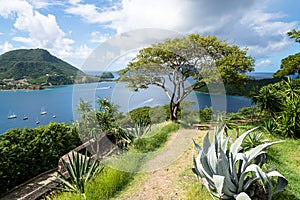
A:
[0,48,89,88]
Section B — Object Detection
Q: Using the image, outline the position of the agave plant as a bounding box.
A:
[242,130,268,152]
[125,123,151,139]
[192,126,288,200]
[54,150,102,195]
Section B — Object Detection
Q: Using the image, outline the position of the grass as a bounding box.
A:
[49,122,180,200]
[227,123,300,200]
[132,122,180,152]
[266,135,300,200]
[181,130,212,200]
[49,121,300,199]
[51,167,134,200]
[85,167,133,200]
[184,123,300,200]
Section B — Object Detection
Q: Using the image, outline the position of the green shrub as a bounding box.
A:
[129,106,151,126]
[199,107,213,122]
[0,122,81,195]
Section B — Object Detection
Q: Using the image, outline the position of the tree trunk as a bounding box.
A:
[170,102,180,122]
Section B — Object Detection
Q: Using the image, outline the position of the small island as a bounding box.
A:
[99,72,115,80]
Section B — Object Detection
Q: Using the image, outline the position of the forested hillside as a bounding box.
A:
[0,49,92,88]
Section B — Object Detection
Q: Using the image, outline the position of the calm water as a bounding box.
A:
[0,80,253,134]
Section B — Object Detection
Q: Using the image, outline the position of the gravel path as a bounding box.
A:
[117,129,206,200]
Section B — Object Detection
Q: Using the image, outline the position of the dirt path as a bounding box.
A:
[116,129,206,200]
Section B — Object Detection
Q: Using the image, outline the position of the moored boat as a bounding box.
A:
[8,114,17,119]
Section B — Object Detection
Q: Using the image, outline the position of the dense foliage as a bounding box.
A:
[0,122,81,195]
[129,106,151,126]
[251,78,300,137]
[74,98,132,147]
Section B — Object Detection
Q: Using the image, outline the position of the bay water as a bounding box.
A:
[0,81,253,134]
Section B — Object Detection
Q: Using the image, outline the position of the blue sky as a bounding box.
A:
[0,0,300,72]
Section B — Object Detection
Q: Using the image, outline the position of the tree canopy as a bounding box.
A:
[274,29,300,77]
[120,34,254,121]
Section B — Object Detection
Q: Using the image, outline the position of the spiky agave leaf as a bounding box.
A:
[193,125,288,200]
[54,150,100,194]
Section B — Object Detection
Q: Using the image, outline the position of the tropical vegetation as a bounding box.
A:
[251,78,300,137]
[0,122,81,195]
[120,34,254,121]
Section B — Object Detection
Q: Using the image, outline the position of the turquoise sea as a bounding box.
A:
[0,80,254,134]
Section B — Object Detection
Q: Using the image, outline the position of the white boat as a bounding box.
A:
[8,114,17,119]
[23,115,28,120]
[52,115,56,118]
[40,107,47,115]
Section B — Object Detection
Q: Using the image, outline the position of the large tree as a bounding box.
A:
[120,34,254,121]
[274,29,300,77]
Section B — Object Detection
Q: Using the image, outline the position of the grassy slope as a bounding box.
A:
[48,122,300,200]
[117,124,300,200]
[228,124,300,200]
[49,122,180,200]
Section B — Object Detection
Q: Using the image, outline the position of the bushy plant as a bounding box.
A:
[0,123,81,195]
[262,119,278,135]
[129,106,151,126]
[75,98,133,148]
[251,78,300,137]
[192,126,288,200]
[199,107,213,122]
[54,151,102,195]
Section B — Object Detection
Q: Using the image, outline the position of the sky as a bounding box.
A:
[0,0,300,72]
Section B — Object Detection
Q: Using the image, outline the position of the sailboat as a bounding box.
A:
[8,114,17,119]
[40,107,47,115]
[8,111,17,119]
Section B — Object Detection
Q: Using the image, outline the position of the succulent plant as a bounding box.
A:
[192,126,288,200]
[54,150,102,195]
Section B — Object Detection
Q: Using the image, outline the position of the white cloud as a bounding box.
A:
[90,32,111,43]
[256,59,272,66]
[65,0,298,60]
[0,41,14,53]
[0,0,74,59]
[74,44,93,59]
